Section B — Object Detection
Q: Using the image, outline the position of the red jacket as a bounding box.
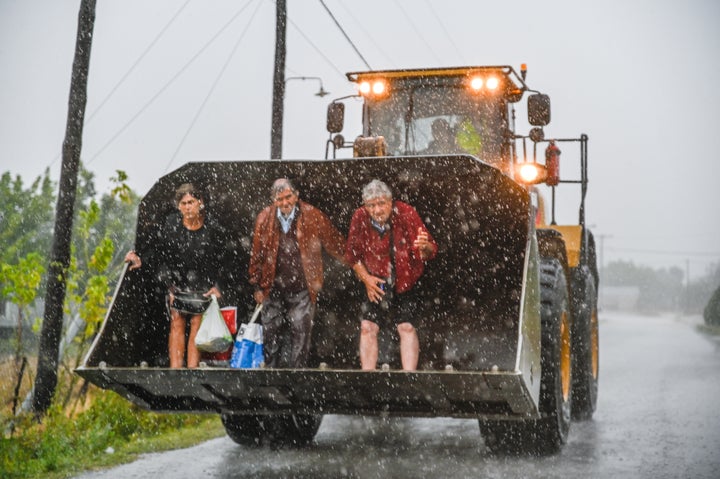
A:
[249,200,346,304]
[345,200,437,294]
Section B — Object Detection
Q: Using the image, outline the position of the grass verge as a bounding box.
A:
[1,385,226,479]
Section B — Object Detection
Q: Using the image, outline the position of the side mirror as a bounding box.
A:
[528,94,551,126]
[327,102,345,133]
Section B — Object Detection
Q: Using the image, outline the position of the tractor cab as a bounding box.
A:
[326,66,551,176]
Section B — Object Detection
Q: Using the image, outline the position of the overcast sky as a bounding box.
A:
[1,0,719,279]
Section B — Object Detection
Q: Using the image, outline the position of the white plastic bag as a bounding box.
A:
[195,295,233,353]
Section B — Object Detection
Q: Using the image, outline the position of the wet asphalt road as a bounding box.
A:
[74,312,720,479]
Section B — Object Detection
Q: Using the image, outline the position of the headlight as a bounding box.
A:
[516,162,548,185]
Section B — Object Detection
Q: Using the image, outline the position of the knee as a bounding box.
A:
[397,322,416,335]
[169,316,185,334]
[360,320,379,338]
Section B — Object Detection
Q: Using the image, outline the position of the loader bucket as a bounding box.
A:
[78,155,539,418]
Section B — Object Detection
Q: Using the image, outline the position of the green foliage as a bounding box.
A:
[704,285,720,326]
[686,263,720,316]
[0,166,140,420]
[0,388,223,479]
[0,253,44,308]
[0,253,45,357]
[0,167,216,479]
[0,171,55,268]
[96,172,141,267]
[0,165,139,303]
[59,172,140,407]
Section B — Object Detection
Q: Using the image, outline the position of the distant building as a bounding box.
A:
[600,286,640,311]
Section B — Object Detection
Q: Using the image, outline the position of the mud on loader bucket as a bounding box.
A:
[77,155,543,420]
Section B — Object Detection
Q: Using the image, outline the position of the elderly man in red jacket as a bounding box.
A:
[249,178,346,368]
[346,179,438,371]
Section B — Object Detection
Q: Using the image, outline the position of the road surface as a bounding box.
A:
[74,311,720,478]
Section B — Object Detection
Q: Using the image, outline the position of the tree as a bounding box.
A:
[5,168,140,415]
[690,262,720,317]
[704,285,720,326]
[0,253,45,360]
[32,0,96,416]
[0,171,56,355]
[55,172,138,410]
[0,171,55,270]
[604,260,684,312]
[93,170,139,269]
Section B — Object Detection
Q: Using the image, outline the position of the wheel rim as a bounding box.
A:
[560,309,571,401]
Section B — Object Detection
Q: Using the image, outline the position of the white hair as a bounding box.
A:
[270,178,298,199]
[362,179,392,203]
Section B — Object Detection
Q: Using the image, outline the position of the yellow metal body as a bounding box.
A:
[549,225,582,268]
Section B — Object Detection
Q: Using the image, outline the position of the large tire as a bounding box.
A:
[570,269,599,420]
[479,258,572,455]
[221,413,323,448]
[269,414,323,447]
[221,414,266,447]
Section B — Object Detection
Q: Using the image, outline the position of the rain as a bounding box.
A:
[1,1,719,478]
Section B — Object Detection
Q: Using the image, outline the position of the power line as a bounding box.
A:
[163,0,263,174]
[87,0,192,125]
[317,0,371,69]
[333,0,394,66]
[423,0,464,64]
[608,247,720,257]
[87,0,256,164]
[49,0,192,171]
[286,15,346,78]
[392,0,442,65]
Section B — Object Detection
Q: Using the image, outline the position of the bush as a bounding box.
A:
[704,286,720,326]
[1,387,222,479]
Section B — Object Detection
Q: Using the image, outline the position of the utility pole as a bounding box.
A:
[597,233,612,310]
[32,0,96,416]
[270,0,287,159]
[597,233,612,275]
[684,258,690,313]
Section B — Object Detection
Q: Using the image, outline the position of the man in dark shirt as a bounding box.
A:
[345,179,437,370]
[249,178,346,368]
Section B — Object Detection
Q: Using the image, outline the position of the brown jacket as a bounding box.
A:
[249,200,346,304]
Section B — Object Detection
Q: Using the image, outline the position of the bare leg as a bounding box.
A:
[397,322,419,371]
[169,311,187,368]
[360,319,379,370]
[186,314,202,368]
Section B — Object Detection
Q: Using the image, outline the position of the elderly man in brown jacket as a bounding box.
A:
[249,178,346,368]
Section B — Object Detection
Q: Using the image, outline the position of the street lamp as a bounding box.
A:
[271,76,329,159]
[285,76,329,97]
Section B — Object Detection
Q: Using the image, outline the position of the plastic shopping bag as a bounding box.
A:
[195,295,233,353]
[229,304,264,368]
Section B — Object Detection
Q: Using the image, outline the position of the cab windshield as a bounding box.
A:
[365,84,508,164]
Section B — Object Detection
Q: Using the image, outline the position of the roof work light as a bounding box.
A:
[468,74,501,93]
[358,79,389,99]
